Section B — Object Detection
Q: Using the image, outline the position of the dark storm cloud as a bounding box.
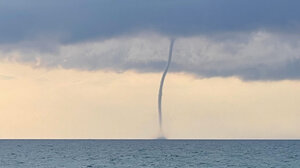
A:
[1,0,300,81]
[1,0,300,44]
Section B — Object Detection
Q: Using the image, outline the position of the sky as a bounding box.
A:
[1,0,300,139]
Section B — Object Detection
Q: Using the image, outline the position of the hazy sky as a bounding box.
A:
[1,0,300,138]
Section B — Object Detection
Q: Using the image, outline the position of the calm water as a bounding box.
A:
[0,140,299,167]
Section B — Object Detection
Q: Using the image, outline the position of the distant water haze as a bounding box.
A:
[1,62,300,139]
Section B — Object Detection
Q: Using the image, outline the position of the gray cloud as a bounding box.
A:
[1,31,300,80]
[1,0,300,45]
[1,0,300,81]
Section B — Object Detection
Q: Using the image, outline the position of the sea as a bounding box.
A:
[0,140,299,168]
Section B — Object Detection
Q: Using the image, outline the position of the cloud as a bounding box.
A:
[0,74,15,80]
[1,0,300,80]
[1,0,300,44]
[1,31,300,80]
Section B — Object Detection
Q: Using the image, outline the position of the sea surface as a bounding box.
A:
[0,140,299,168]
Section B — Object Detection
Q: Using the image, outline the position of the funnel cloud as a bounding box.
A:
[158,39,175,137]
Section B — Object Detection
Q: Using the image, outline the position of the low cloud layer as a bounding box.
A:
[1,1,300,80]
[1,31,300,80]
